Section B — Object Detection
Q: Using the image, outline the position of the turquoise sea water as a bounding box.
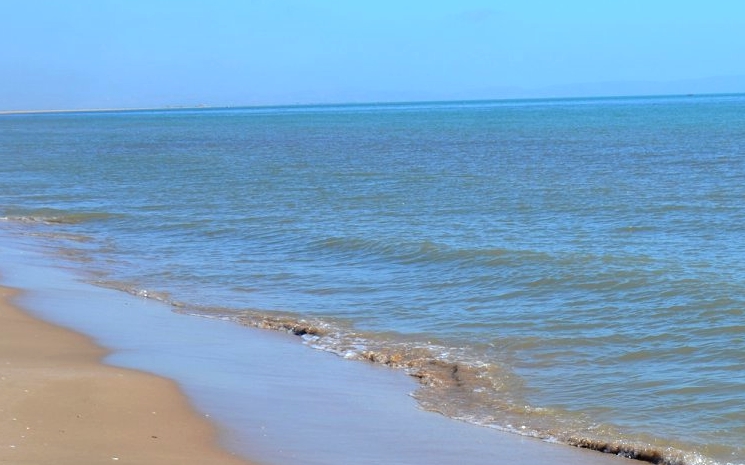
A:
[2,94,744,465]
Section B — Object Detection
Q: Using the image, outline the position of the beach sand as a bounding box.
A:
[0,235,640,465]
[0,285,256,465]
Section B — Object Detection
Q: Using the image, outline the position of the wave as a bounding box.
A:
[307,235,552,268]
[89,280,726,465]
[565,438,704,465]
[225,308,726,465]
[305,234,666,281]
[1,208,121,225]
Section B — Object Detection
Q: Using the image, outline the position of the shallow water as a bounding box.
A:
[0,234,635,465]
[2,94,744,464]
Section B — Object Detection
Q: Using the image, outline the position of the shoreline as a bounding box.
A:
[0,284,256,465]
[0,233,642,465]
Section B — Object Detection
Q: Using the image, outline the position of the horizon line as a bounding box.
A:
[1,91,742,116]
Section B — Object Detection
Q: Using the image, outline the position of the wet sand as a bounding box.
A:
[0,235,640,465]
[0,282,640,465]
[0,285,255,465]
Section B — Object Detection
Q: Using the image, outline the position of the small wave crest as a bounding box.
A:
[92,282,728,465]
[214,308,727,465]
[564,437,724,465]
[95,280,176,304]
[1,208,120,226]
[308,235,547,268]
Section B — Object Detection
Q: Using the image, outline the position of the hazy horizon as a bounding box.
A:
[2,1,744,111]
[4,72,745,113]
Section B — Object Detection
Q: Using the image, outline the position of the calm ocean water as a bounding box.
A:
[2,94,744,465]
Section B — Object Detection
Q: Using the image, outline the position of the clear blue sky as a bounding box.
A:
[2,0,744,110]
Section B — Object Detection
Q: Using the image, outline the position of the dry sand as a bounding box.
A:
[0,285,256,465]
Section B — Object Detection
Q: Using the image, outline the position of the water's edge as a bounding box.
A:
[0,228,642,465]
[98,267,712,465]
[5,95,743,465]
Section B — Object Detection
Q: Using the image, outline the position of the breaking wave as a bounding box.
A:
[96,280,725,465]
[1,208,121,225]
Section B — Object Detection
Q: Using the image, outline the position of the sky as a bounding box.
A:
[2,0,745,110]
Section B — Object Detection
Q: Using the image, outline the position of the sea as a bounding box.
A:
[1,94,744,465]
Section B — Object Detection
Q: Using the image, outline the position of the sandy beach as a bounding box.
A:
[0,285,255,465]
[0,235,644,465]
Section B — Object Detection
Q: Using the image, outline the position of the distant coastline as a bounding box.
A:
[0,105,213,116]
[1,89,743,116]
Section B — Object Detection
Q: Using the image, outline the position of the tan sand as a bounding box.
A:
[0,285,257,465]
